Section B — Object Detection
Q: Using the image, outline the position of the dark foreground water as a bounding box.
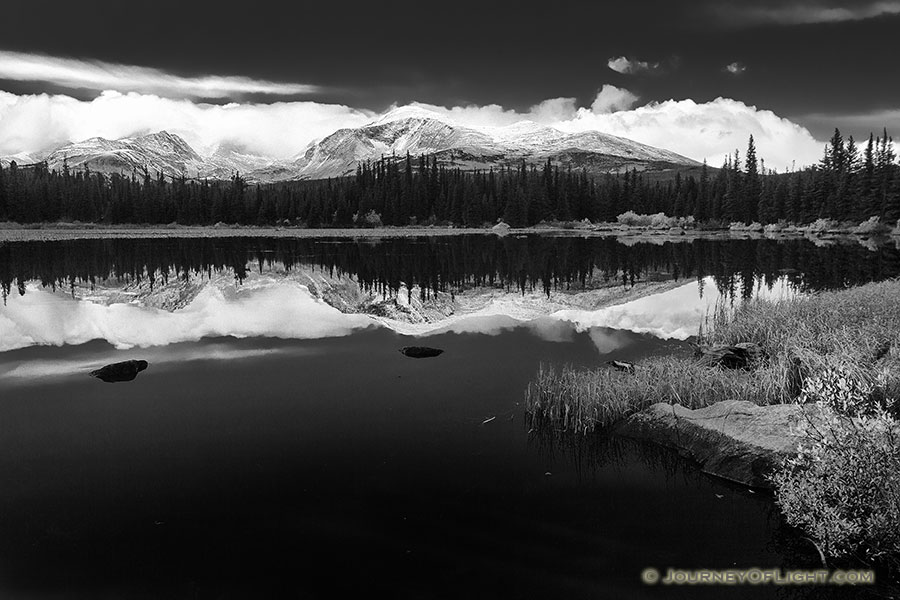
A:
[0,328,822,600]
[1,234,896,599]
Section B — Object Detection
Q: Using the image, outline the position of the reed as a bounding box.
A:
[526,279,900,432]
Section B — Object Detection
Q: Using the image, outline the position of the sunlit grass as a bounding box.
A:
[526,279,900,432]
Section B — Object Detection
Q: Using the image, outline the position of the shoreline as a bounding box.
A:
[1,222,897,243]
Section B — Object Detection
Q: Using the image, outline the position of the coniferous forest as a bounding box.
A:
[0,130,897,228]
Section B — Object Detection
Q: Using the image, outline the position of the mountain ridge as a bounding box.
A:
[5,106,700,182]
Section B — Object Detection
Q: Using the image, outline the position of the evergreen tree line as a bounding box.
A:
[0,130,897,227]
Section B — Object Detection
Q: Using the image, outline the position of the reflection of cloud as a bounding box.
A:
[0,283,373,351]
[526,318,576,343]
[555,282,708,340]
[589,328,634,355]
[555,276,794,340]
[0,275,796,352]
[0,346,286,383]
[426,314,524,337]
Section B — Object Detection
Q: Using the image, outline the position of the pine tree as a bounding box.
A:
[743,136,761,223]
[0,164,6,221]
[693,160,709,221]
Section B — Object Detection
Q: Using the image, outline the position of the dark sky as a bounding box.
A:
[1,0,899,139]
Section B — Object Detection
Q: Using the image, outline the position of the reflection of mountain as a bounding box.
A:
[2,268,707,352]
[3,234,897,351]
[56,263,691,330]
[3,236,899,307]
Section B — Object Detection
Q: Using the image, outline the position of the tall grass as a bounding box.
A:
[526,279,900,432]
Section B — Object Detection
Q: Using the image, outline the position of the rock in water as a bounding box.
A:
[90,360,149,383]
[399,346,444,359]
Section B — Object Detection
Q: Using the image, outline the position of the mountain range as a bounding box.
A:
[2,105,700,182]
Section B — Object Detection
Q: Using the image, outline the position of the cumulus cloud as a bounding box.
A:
[607,56,660,75]
[407,94,824,170]
[712,1,900,25]
[527,96,579,122]
[558,97,825,171]
[0,90,374,158]
[725,62,748,75]
[590,84,640,113]
[0,87,827,170]
[0,50,321,99]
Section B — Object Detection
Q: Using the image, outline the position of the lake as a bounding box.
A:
[1,233,897,599]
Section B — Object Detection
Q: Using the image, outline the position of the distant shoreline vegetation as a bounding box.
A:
[0,130,898,231]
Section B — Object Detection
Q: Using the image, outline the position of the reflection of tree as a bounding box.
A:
[524,422,691,486]
[2,236,899,304]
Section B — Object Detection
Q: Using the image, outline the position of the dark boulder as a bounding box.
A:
[399,346,444,359]
[695,342,763,370]
[607,360,636,374]
[90,359,149,383]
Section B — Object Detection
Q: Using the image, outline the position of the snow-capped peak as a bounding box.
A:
[373,105,452,126]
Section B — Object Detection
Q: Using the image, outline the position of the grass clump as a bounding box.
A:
[525,278,900,433]
[526,356,788,433]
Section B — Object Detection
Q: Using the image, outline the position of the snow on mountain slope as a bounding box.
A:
[0,152,39,167]
[43,131,209,179]
[291,106,700,180]
[21,104,699,182]
[292,113,503,179]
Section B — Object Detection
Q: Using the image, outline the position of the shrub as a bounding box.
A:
[771,402,900,564]
[805,218,839,233]
[729,221,764,232]
[615,211,693,229]
[852,216,891,236]
[352,209,383,228]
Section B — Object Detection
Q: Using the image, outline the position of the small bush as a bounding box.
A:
[852,216,891,236]
[772,403,900,565]
[729,221,764,232]
[616,211,692,229]
[804,218,839,233]
[352,209,383,228]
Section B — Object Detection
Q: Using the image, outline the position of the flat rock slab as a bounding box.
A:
[616,400,818,488]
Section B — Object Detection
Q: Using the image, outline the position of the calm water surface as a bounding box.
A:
[0,235,895,599]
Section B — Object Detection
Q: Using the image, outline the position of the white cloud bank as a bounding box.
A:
[0,50,321,98]
[0,87,826,170]
[0,89,375,159]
